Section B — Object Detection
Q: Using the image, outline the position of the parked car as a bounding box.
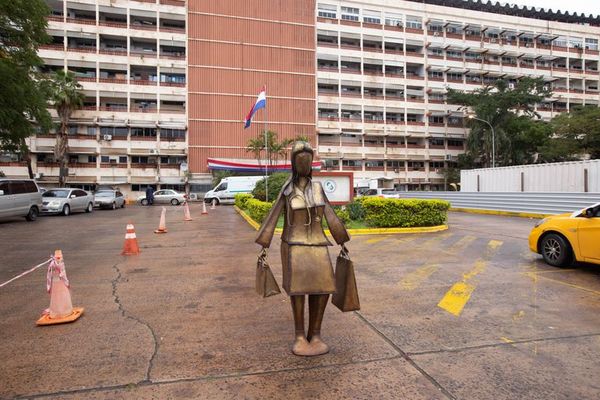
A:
[137,189,186,206]
[41,188,95,216]
[94,190,125,209]
[0,179,42,221]
[528,202,600,267]
[204,176,264,205]
[357,188,397,197]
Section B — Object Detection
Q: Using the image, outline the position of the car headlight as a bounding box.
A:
[534,218,548,228]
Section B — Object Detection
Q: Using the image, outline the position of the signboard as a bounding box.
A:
[312,171,353,204]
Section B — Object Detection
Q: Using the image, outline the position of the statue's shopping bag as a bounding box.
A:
[256,253,281,298]
[332,248,360,312]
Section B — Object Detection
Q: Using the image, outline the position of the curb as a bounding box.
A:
[450,207,550,219]
[234,206,448,235]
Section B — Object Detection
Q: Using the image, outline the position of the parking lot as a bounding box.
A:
[1,205,599,399]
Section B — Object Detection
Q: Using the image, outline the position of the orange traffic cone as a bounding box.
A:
[183,201,193,221]
[202,201,208,215]
[121,223,140,255]
[37,250,84,326]
[210,199,217,210]
[154,207,168,234]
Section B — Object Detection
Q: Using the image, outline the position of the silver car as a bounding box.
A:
[94,190,126,210]
[41,188,95,216]
[0,179,43,221]
[137,189,186,206]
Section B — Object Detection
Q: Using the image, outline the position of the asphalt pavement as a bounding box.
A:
[1,205,599,399]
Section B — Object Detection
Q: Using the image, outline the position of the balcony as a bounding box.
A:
[66,17,96,25]
[159,0,186,5]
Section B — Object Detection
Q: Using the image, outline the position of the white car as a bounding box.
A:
[137,189,186,206]
[41,188,95,216]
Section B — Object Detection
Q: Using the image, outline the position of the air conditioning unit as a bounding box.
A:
[433,32,440,37]
[35,172,44,179]
[490,38,497,43]
[103,134,112,141]
[525,43,531,48]
[445,154,453,161]
[509,83,515,89]
[149,149,158,154]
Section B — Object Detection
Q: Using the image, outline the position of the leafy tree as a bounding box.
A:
[48,71,84,187]
[246,137,264,166]
[211,170,235,187]
[252,172,290,201]
[447,78,552,168]
[0,0,52,176]
[539,106,600,161]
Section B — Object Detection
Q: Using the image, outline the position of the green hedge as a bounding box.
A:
[252,173,290,202]
[361,197,450,228]
[234,193,253,209]
[246,198,273,223]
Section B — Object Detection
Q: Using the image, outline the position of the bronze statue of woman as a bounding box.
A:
[256,141,350,356]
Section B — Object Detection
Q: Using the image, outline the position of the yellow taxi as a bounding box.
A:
[529,202,600,267]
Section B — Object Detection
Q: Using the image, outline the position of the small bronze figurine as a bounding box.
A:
[256,141,350,356]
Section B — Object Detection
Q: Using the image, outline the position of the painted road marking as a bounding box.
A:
[437,240,503,316]
[524,272,600,296]
[398,235,477,291]
[400,264,439,290]
[366,236,390,245]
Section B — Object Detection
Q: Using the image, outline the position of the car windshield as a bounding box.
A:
[95,192,114,197]
[43,190,70,198]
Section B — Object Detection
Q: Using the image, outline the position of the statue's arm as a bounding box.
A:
[255,193,285,248]
[322,193,350,245]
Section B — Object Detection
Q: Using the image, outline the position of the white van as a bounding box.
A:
[0,179,43,221]
[204,176,264,205]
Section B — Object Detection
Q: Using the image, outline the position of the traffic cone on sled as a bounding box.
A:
[37,250,84,326]
[202,201,208,215]
[121,223,140,255]
[154,207,168,234]
[183,201,193,221]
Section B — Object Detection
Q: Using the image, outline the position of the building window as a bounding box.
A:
[342,160,362,167]
[131,127,157,137]
[363,10,381,24]
[68,125,78,135]
[408,161,424,170]
[387,160,404,169]
[132,184,156,191]
[430,161,445,169]
[365,160,384,168]
[324,159,339,168]
[87,155,97,163]
[161,129,186,140]
[341,6,359,21]
[131,156,150,164]
[448,139,464,147]
[405,16,422,30]
[385,13,402,27]
[161,184,184,192]
[87,127,96,136]
[586,38,599,50]
[317,3,336,19]
[100,127,128,137]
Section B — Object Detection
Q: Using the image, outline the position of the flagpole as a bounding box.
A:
[264,85,268,202]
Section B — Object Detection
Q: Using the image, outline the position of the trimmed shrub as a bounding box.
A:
[346,200,365,221]
[361,197,450,228]
[252,172,290,201]
[334,207,350,226]
[234,193,253,209]
[246,198,273,223]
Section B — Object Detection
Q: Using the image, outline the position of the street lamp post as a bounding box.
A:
[468,115,496,168]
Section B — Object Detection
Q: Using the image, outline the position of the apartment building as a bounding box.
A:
[315,0,600,190]
[2,0,188,196]
[2,0,600,194]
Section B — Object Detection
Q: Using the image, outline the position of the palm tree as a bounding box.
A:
[49,70,84,187]
[246,137,265,167]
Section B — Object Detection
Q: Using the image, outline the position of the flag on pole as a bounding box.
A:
[243,86,266,129]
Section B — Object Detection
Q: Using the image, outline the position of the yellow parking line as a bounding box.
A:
[437,240,503,316]
[366,236,390,245]
[399,264,439,290]
[524,272,600,296]
[450,235,477,251]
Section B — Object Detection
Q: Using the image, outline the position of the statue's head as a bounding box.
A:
[290,141,313,179]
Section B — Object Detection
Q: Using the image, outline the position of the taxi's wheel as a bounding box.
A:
[540,233,572,267]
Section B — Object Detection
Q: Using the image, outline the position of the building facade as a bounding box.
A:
[186,0,316,179]
[2,0,188,196]
[2,0,600,195]
[315,0,600,190]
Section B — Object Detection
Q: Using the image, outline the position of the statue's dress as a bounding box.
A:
[256,181,349,295]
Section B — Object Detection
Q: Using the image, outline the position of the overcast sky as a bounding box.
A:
[504,0,600,15]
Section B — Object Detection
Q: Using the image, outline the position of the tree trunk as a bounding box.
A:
[55,108,70,187]
[19,138,34,179]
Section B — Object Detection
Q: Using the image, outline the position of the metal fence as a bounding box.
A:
[391,192,600,215]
